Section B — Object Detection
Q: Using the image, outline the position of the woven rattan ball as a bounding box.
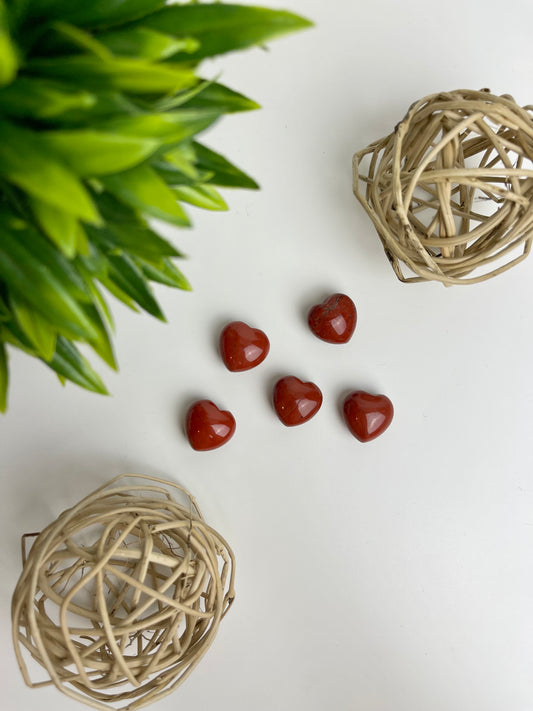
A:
[353,88,533,285]
[12,475,235,711]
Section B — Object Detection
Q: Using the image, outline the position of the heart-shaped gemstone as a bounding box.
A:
[273,376,323,426]
[343,390,393,442]
[308,293,357,344]
[186,399,236,451]
[219,320,270,372]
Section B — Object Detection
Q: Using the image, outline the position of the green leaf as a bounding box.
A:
[193,141,259,189]
[98,26,199,60]
[31,197,79,257]
[88,221,180,261]
[11,221,90,299]
[23,0,165,28]
[51,92,140,125]
[0,226,98,341]
[0,121,100,222]
[76,261,114,330]
[0,78,96,119]
[95,109,220,148]
[106,253,165,319]
[40,130,160,176]
[140,257,191,291]
[101,163,190,227]
[10,293,57,361]
[84,304,117,369]
[0,339,8,412]
[47,336,108,395]
[75,259,114,332]
[140,4,313,60]
[0,0,18,87]
[184,82,260,114]
[98,274,139,312]
[154,160,212,187]
[1,320,35,353]
[174,184,228,211]
[50,21,114,60]
[27,55,197,94]
[163,143,201,180]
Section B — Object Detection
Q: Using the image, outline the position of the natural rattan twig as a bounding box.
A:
[12,474,235,711]
[353,88,533,285]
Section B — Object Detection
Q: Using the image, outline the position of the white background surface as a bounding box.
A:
[3,1,533,710]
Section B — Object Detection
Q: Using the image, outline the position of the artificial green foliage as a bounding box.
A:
[0,0,311,410]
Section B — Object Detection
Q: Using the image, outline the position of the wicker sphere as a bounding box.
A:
[12,475,235,710]
[353,89,533,285]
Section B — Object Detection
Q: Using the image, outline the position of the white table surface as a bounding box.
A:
[3,1,533,710]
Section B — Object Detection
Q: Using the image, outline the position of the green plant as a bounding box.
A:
[0,0,311,410]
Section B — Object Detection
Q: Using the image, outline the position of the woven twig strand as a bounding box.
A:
[12,474,235,711]
[353,88,533,285]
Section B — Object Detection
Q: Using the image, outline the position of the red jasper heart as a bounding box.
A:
[219,320,270,372]
[308,293,357,344]
[273,376,323,427]
[186,399,236,451]
[343,390,393,442]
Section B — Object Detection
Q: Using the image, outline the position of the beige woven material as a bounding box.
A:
[353,89,533,285]
[12,474,235,711]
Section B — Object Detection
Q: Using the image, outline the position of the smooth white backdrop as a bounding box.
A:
[3,1,533,710]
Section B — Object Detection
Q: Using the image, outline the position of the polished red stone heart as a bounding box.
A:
[343,390,393,442]
[219,320,270,372]
[308,293,357,344]
[185,399,236,451]
[273,376,323,426]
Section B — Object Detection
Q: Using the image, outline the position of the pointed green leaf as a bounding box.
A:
[184,82,260,114]
[101,164,190,227]
[98,274,139,312]
[0,339,8,412]
[193,141,259,189]
[10,293,57,361]
[0,121,100,222]
[51,92,140,125]
[76,260,114,331]
[163,143,200,180]
[154,160,213,187]
[0,78,97,119]
[50,21,114,60]
[0,0,18,87]
[84,304,117,369]
[140,4,313,59]
[106,253,165,320]
[2,320,34,352]
[88,221,180,260]
[47,337,108,394]
[95,109,220,148]
[174,184,228,211]
[98,26,199,60]
[40,130,160,176]
[140,257,191,291]
[31,197,79,258]
[23,0,165,28]
[11,222,90,299]
[28,55,197,94]
[0,226,98,341]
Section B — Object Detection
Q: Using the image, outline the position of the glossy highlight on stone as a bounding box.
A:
[186,399,236,451]
[343,390,393,442]
[219,320,270,372]
[273,376,322,426]
[308,293,357,344]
